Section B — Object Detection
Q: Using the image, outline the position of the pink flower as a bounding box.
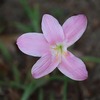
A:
[17,14,88,81]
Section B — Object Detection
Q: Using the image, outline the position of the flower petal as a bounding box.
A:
[16,33,49,57]
[31,53,60,78]
[58,51,88,81]
[62,14,87,47]
[42,14,64,45]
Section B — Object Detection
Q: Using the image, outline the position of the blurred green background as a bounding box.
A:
[0,0,100,100]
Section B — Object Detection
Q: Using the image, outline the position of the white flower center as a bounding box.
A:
[50,42,67,57]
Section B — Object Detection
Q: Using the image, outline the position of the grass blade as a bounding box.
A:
[21,78,48,100]
[81,56,100,63]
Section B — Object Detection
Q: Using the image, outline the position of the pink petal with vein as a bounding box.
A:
[17,33,49,57]
[58,51,88,81]
[31,53,60,78]
[63,14,87,47]
[42,14,64,45]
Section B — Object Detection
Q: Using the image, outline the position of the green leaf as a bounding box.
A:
[31,4,40,31]
[21,78,48,100]
[19,0,40,32]
[15,22,33,32]
[0,42,12,62]
[81,56,100,63]
[63,79,67,100]
[38,89,44,100]
[0,81,25,89]
[0,27,4,33]
[50,92,55,100]
[20,0,33,20]
[12,65,20,84]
